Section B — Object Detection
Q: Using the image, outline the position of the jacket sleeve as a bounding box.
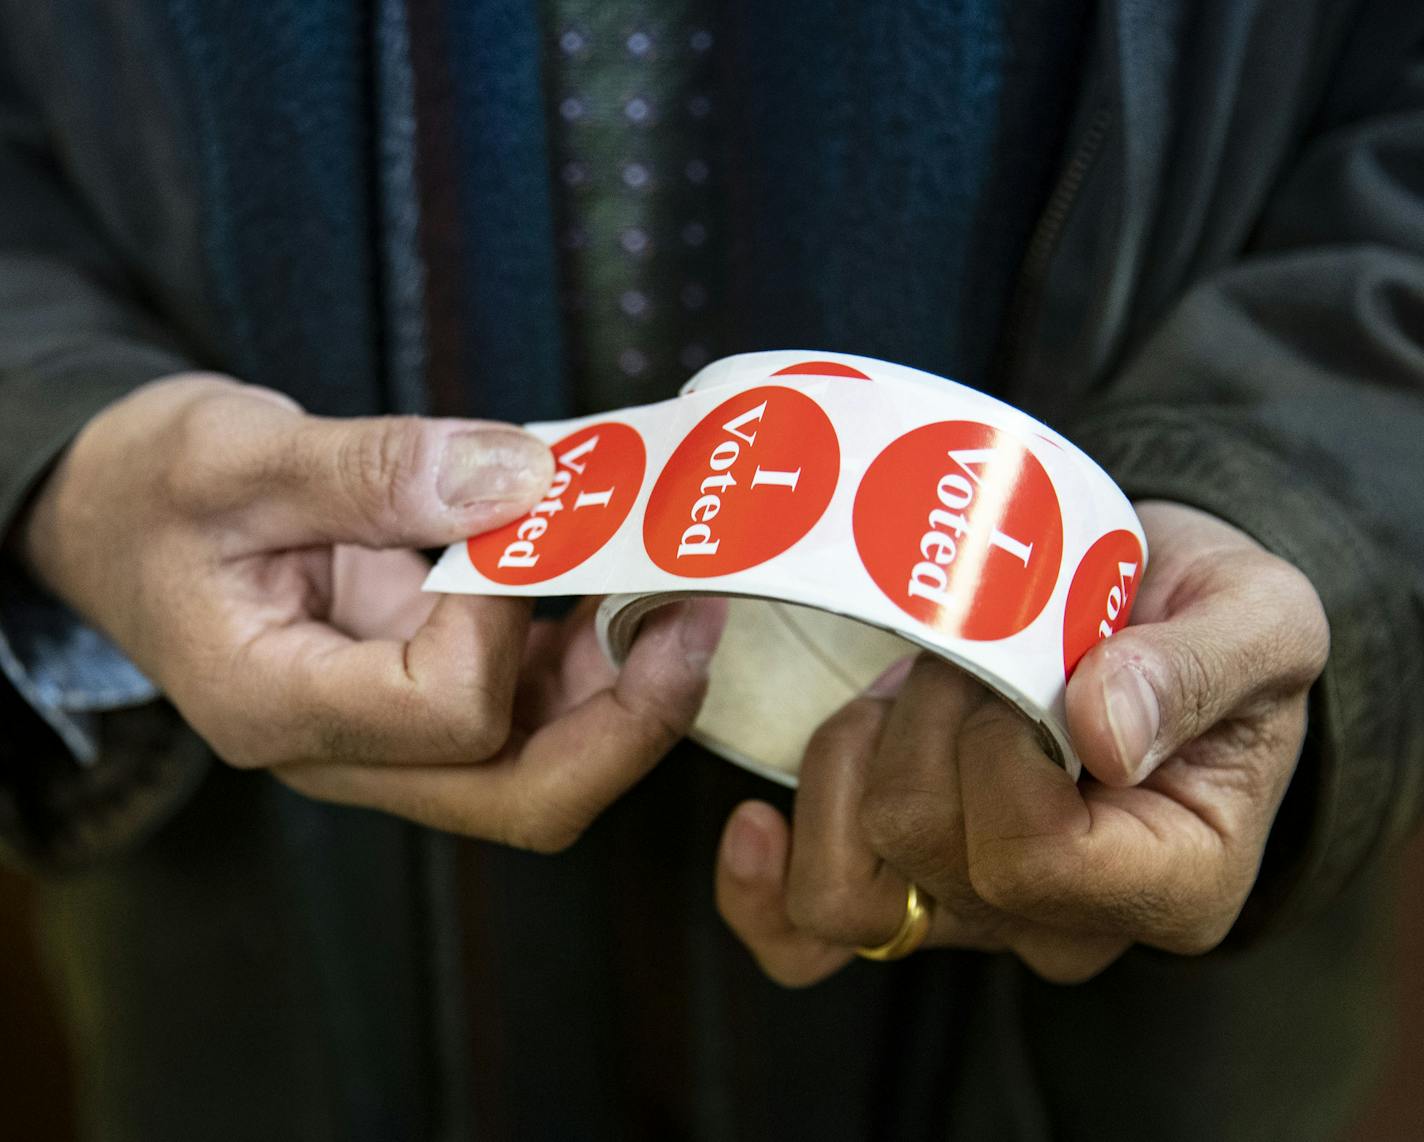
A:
[1068,35,1424,939]
[0,53,207,868]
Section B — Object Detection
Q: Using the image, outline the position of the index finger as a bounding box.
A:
[190,592,531,768]
[274,598,726,852]
[955,696,1244,954]
[858,654,993,921]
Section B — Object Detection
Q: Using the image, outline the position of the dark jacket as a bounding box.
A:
[1,1,1422,1139]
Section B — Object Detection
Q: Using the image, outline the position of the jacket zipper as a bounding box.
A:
[995,104,1114,387]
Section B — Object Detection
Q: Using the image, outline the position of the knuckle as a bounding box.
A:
[860,785,955,875]
[160,396,243,512]
[798,701,885,788]
[1034,961,1101,986]
[967,838,1055,916]
[598,694,685,781]
[967,857,1021,915]
[1165,637,1222,740]
[1019,944,1122,985]
[1158,866,1250,955]
[757,955,823,990]
[805,699,884,764]
[340,417,429,533]
[1227,556,1331,701]
[508,799,585,855]
[406,631,516,762]
[501,769,591,855]
[1268,563,1331,687]
[445,680,512,760]
[521,818,582,855]
[625,691,694,755]
[958,698,1035,761]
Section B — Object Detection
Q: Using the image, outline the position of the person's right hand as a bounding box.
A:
[16,373,724,851]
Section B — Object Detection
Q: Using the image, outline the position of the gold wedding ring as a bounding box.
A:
[856,883,932,962]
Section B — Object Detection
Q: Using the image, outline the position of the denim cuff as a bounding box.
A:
[0,563,158,765]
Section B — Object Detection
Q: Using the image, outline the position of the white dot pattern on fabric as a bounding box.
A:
[546,6,724,408]
[620,226,651,255]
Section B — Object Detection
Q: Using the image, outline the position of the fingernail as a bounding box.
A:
[725,811,769,882]
[1104,665,1160,776]
[679,597,729,674]
[864,656,914,699]
[437,428,553,508]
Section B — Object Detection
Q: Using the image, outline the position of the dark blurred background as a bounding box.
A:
[4,831,1423,1141]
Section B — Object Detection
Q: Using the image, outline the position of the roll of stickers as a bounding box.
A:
[425,351,1146,786]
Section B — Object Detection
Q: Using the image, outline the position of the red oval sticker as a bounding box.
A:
[1061,529,1144,679]
[853,421,1063,640]
[468,422,645,585]
[644,386,840,576]
[770,360,872,380]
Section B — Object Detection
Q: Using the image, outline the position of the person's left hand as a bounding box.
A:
[714,501,1329,985]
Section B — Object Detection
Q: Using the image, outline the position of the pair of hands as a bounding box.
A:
[714,501,1328,982]
[18,374,1329,983]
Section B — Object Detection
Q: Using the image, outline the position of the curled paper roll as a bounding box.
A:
[425,351,1146,786]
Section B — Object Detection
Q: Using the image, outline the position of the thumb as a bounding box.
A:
[1066,556,1324,786]
[715,801,853,987]
[241,412,554,550]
